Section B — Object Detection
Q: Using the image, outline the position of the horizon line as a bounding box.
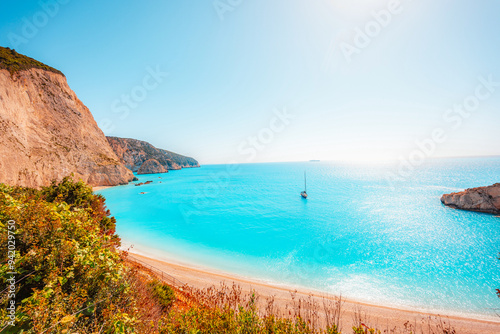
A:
[198,154,500,167]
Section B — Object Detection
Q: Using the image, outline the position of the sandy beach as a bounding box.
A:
[92,185,114,192]
[128,252,500,334]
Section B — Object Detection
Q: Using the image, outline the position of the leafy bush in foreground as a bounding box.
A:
[0,180,136,333]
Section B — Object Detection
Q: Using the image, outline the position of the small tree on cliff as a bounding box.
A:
[42,175,117,234]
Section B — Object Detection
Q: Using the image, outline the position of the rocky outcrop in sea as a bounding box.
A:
[441,183,500,215]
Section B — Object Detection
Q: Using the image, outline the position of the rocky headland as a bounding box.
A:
[106,136,199,175]
[0,47,135,187]
[441,183,500,215]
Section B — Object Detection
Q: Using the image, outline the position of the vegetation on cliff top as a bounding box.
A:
[0,46,63,76]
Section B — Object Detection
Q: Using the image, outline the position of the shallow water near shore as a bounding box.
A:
[99,157,500,319]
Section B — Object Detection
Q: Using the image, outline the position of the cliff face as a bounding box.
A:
[137,159,168,175]
[0,49,135,187]
[106,136,199,174]
[441,184,500,215]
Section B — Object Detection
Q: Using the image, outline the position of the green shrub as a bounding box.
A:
[41,175,118,234]
[41,175,94,208]
[352,325,381,334]
[149,280,176,310]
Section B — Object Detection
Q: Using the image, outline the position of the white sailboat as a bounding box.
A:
[301,171,308,199]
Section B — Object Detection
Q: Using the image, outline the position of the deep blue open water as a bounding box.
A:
[99,157,500,319]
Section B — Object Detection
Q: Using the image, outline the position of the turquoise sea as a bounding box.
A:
[99,157,500,319]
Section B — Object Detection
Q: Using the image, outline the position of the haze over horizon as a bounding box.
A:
[1,0,499,165]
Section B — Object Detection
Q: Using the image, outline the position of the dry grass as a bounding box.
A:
[124,256,458,334]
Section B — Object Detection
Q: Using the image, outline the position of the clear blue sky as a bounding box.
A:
[1,0,499,164]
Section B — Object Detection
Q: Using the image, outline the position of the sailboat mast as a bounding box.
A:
[304,171,307,192]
